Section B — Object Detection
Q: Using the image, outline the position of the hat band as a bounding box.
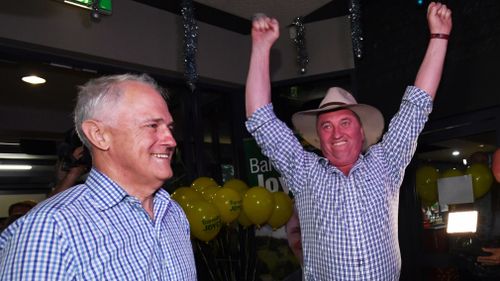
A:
[319,101,347,109]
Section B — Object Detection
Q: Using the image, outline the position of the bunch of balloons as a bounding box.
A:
[416,162,494,204]
[170,176,294,242]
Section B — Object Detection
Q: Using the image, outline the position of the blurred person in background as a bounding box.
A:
[283,204,303,281]
[0,201,37,232]
[477,148,500,268]
[48,128,91,197]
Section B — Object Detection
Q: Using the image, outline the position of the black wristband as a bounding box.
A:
[430,33,449,40]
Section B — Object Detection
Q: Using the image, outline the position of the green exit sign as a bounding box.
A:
[64,0,112,15]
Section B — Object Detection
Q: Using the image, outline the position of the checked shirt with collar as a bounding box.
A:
[246,86,433,281]
[0,168,196,280]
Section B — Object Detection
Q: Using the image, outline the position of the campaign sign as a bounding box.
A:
[243,138,288,194]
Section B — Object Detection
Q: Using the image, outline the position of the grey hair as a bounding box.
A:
[74,73,167,149]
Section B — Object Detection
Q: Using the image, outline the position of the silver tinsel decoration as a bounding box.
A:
[291,17,309,74]
[181,0,199,92]
[349,0,363,59]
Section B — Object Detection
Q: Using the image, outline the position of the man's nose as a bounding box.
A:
[160,126,176,147]
[332,126,342,138]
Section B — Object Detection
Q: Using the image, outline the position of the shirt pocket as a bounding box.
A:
[362,172,390,216]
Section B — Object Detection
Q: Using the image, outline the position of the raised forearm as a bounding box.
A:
[414,38,448,99]
[245,15,279,118]
[414,2,452,99]
[245,46,272,117]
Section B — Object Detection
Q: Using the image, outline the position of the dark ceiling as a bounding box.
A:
[0,0,350,141]
[0,56,96,114]
[132,0,349,34]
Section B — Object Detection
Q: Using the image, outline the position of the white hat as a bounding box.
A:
[291,87,384,151]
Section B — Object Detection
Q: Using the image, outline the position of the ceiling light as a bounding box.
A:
[0,164,32,170]
[0,153,57,160]
[452,150,460,156]
[0,142,20,146]
[462,159,468,165]
[22,75,46,85]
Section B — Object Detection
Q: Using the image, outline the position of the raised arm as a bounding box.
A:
[245,15,280,118]
[414,2,452,99]
[48,146,87,197]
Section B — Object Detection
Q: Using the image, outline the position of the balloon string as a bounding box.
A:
[243,226,249,281]
[250,226,257,281]
[237,226,243,281]
[226,224,235,281]
[218,235,230,281]
[197,240,217,281]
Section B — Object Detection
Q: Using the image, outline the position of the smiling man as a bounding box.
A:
[0,74,196,280]
[245,2,452,280]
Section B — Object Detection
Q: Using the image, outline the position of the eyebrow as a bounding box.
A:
[151,118,164,123]
[142,118,168,123]
[141,118,175,127]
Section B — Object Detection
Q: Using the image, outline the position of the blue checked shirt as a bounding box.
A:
[246,86,433,281]
[0,168,196,280]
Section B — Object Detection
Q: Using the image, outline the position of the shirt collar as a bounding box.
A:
[85,168,173,211]
[154,188,172,204]
[85,168,128,211]
[318,153,366,175]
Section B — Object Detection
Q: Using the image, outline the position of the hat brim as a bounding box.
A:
[292,104,384,151]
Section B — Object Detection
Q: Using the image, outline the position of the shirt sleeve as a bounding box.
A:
[376,86,433,189]
[246,104,317,195]
[0,212,76,281]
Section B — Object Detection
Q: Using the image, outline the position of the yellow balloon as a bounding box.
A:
[191,177,219,192]
[416,165,439,204]
[223,179,249,196]
[185,201,221,242]
[171,187,204,211]
[267,192,293,230]
[198,185,220,202]
[212,188,242,224]
[242,186,274,227]
[440,168,463,178]
[466,163,493,199]
[238,210,253,228]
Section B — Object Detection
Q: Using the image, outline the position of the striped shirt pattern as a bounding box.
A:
[0,169,196,280]
[246,86,433,281]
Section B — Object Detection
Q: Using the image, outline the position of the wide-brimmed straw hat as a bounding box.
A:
[291,87,384,151]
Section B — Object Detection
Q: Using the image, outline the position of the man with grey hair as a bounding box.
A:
[0,74,197,280]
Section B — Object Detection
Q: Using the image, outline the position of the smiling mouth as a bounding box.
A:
[333,140,347,146]
[151,153,170,159]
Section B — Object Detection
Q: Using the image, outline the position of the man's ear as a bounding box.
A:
[81,120,110,151]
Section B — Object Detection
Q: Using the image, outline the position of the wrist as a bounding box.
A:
[252,44,273,55]
[430,33,449,40]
